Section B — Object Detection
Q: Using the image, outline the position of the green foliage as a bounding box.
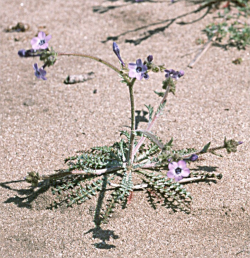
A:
[202,1,250,49]
[140,171,192,212]
[39,47,57,67]
[65,141,128,172]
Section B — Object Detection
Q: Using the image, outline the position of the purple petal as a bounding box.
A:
[136,73,143,80]
[129,70,137,78]
[33,63,39,71]
[177,160,187,169]
[168,162,178,170]
[167,171,175,179]
[181,167,190,177]
[128,63,137,70]
[38,31,46,39]
[40,43,48,49]
[136,59,142,66]
[40,69,46,76]
[31,37,39,48]
[175,175,183,182]
[141,64,148,73]
[45,34,51,42]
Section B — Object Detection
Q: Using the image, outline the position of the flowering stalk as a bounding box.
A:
[57,52,130,84]
[132,84,170,157]
[127,78,137,167]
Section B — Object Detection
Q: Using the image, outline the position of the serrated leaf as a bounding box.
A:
[145,104,154,123]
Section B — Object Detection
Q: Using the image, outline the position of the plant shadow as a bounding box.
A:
[0,179,50,209]
[93,0,164,14]
[99,1,212,45]
[85,226,119,249]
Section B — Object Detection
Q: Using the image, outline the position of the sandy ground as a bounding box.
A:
[1,0,250,257]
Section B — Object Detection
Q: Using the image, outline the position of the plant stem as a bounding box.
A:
[58,52,130,84]
[133,85,170,157]
[109,174,221,189]
[39,166,123,180]
[181,145,225,160]
[127,78,136,166]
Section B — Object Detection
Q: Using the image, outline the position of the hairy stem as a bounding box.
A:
[181,145,225,160]
[58,52,130,84]
[40,166,123,180]
[127,78,136,166]
[133,85,170,157]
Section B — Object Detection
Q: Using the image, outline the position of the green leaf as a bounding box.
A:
[154,91,164,97]
[200,142,211,153]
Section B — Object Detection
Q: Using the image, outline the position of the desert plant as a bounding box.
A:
[18,33,242,224]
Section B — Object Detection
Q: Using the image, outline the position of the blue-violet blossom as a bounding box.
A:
[33,63,47,80]
[128,59,148,80]
[165,69,184,80]
[167,160,190,182]
[31,31,51,50]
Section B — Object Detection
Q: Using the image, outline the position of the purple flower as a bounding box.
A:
[113,42,125,66]
[31,31,51,50]
[165,69,184,80]
[167,160,190,182]
[128,59,148,80]
[33,63,47,80]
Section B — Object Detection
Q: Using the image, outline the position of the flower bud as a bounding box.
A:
[147,55,153,63]
[112,42,125,66]
[18,49,26,57]
[190,154,198,161]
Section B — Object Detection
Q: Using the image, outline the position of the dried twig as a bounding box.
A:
[188,36,216,68]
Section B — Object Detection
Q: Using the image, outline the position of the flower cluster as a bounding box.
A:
[18,31,51,80]
[165,69,184,80]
